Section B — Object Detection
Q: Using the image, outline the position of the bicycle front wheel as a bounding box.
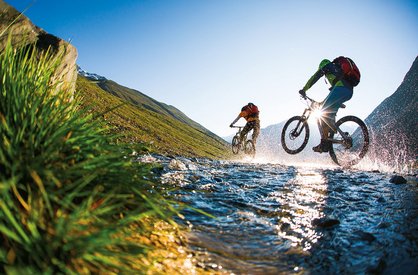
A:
[329,116,369,167]
[244,140,256,158]
[281,116,310,154]
[232,135,240,154]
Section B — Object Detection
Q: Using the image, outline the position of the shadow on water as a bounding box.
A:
[160,155,418,274]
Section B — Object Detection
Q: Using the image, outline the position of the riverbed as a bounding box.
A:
[143,155,417,274]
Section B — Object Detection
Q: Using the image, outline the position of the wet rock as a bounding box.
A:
[334,186,345,193]
[312,217,340,228]
[161,172,187,185]
[377,221,391,229]
[189,175,202,183]
[137,154,158,163]
[389,175,407,184]
[354,230,376,243]
[280,222,291,232]
[168,159,187,170]
[366,256,386,274]
[214,177,223,183]
[376,196,386,203]
[151,166,164,176]
[187,163,198,170]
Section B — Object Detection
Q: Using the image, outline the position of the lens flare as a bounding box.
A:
[311,108,323,121]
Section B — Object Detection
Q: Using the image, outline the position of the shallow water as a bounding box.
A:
[151,156,418,274]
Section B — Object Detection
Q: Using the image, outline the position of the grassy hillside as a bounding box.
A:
[0,38,187,274]
[76,76,231,159]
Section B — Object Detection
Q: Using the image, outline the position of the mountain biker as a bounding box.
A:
[230,103,260,145]
[299,58,354,153]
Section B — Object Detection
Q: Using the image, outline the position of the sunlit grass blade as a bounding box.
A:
[0,35,180,273]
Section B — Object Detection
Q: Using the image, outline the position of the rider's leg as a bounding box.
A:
[321,112,336,138]
[240,122,253,141]
[251,119,260,144]
[313,86,353,153]
[314,118,333,153]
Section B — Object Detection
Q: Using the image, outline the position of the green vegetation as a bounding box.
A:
[76,76,231,159]
[0,39,202,273]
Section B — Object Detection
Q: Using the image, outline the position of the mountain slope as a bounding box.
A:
[96,79,220,140]
[365,56,418,166]
[76,75,230,158]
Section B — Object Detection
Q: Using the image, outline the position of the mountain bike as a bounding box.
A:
[281,95,369,167]
[231,126,256,157]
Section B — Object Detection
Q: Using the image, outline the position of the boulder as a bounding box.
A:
[389,175,407,184]
[0,0,78,97]
[312,217,340,228]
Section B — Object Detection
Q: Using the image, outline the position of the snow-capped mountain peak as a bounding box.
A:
[77,66,106,81]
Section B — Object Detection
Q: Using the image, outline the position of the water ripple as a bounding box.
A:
[157,157,418,274]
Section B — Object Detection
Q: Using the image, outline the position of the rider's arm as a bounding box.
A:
[302,68,324,92]
[230,114,241,126]
[230,109,249,126]
[301,62,335,92]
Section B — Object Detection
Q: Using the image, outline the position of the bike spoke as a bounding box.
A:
[330,116,369,167]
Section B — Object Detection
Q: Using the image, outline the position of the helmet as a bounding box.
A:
[319,59,331,69]
[242,103,254,111]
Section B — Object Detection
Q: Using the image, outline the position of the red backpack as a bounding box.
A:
[333,56,361,87]
[242,103,259,118]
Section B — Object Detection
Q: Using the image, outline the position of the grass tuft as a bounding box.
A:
[0,37,179,273]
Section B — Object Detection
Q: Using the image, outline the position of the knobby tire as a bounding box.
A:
[281,116,310,154]
[245,140,256,158]
[232,136,240,154]
[329,115,369,167]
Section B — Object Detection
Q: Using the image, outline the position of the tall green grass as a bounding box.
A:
[0,39,177,273]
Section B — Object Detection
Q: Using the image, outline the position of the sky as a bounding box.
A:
[6,0,418,137]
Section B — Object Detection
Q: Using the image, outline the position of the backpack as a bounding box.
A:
[243,103,259,118]
[332,56,361,87]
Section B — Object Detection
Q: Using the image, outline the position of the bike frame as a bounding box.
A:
[300,96,351,146]
[231,126,248,144]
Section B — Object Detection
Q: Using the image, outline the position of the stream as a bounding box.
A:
[140,155,418,274]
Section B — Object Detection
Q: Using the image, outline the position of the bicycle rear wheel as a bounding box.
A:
[244,140,256,157]
[329,116,369,167]
[232,135,240,154]
[281,116,310,154]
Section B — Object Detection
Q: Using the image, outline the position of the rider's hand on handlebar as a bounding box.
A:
[229,124,234,128]
[299,89,306,99]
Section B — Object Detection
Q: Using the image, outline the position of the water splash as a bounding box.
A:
[146,153,417,274]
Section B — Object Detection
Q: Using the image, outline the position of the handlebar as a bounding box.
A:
[230,126,244,129]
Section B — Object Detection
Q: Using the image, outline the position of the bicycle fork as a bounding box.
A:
[291,119,307,138]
